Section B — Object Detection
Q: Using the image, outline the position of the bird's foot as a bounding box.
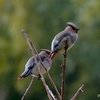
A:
[38,74,41,80]
[63,54,67,58]
[60,64,64,68]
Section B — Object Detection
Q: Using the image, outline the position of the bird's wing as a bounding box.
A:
[52,31,70,52]
[18,68,32,78]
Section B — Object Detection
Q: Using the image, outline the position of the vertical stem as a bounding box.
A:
[39,73,52,100]
[47,72,62,100]
[61,49,67,100]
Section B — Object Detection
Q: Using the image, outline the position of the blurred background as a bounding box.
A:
[0,0,100,100]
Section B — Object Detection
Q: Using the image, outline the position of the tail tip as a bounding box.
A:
[17,77,21,80]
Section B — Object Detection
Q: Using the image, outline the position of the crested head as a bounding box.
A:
[40,49,51,57]
[67,22,80,33]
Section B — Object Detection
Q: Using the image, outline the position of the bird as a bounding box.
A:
[18,49,52,79]
[49,22,79,60]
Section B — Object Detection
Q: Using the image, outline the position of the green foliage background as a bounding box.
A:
[0,0,100,100]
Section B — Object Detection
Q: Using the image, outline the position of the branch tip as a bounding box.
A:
[79,84,84,93]
[70,84,84,100]
[21,29,25,33]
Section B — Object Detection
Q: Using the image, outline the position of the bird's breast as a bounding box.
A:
[68,33,78,46]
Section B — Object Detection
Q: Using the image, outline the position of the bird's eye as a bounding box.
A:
[72,27,78,33]
[71,27,75,30]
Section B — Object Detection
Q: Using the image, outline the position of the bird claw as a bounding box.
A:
[60,64,64,68]
[38,74,41,80]
[63,53,67,58]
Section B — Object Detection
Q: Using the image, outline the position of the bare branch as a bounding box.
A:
[36,50,61,99]
[46,85,57,100]
[37,56,61,99]
[36,63,53,100]
[61,48,67,100]
[21,29,53,100]
[35,52,61,99]
[70,84,84,100]
[47,73,62,100]
[21,77,34,100]
[22,29,61,99]
[21,29,35,56]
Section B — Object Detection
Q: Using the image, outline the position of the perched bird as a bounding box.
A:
[49,22,79,60]
[18,49,51,79]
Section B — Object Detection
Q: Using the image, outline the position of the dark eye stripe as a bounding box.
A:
[69,25,76,30]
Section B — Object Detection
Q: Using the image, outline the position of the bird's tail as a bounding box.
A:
[17,69,32,80]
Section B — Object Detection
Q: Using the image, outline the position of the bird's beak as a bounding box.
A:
[76,28,80,33]
[49,52,57,61]
[17,69,32,80]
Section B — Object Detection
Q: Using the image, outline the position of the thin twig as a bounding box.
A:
[37,57,61,99]
[47,72,62,100]
[70,84,84,100]
[21,29,35,56]
[46,85,57,100]
[37,55,61,99]
[36,63,52,100]
[21,29,53,100]
[21,77,34,100]
[61,49,67,100]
